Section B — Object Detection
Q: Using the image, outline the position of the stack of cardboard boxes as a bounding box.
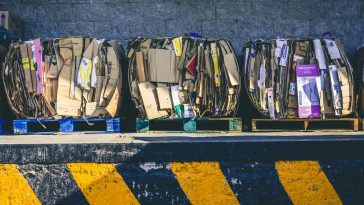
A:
[127,36,241,120]
[3,37,125,119]
[243,36,354,119]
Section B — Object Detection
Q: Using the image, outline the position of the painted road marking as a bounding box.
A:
[170,162,239,205]
[0,164,41,205]
[276,161,343,205]
[67,163,140,205]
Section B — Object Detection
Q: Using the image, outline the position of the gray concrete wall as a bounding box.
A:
[0,0,362,56]
[0,134,364,204]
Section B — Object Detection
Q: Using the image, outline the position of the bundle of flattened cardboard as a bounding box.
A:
[243,36,354,119]
[2,37,125,118]
[127,36,241,120]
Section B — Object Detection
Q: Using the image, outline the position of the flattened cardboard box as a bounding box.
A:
[148,49,178,83]
[156,86,172,109]
[138,82,168,119]
[57,38,81,117]
[136,51,146,83]
[19,44,36,93]
[224,53,240,86]
[26,43,36,92]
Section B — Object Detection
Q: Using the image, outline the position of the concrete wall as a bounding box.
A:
[4,160,364,204]
[0,0,363,57]
[0,135,364,204]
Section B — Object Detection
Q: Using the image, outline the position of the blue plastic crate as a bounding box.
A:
[13,118,121,135]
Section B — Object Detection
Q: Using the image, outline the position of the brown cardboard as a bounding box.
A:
[341,85,350,98]
[95,76,104,105]
[136,51,146,83]
[128,48,135,59]
[19,44,34,93]
[204,49,213,78]
[91,39,99,57]
[71,38,84,98]
[56,95,81,117]
[26,43,36,92]
[295,41,309,56]
[77,39,97,90]
[287,108,297,116]
[248,53,256,91]
[57,103,81,116]
[287,95,298,109]
[57,38,81,116]
[44,51,58,104]
[19,44,29,73]
[320,91,334,114]
[45,55,58,79]
[156,86,172,109]
[43,78,52,102]
[44,100,57,117]
[198,75,204,98]
[341,84,351,112]
[100,44,119,107]
[343,102,351,110]
[0,11,22,37]
[224,53,240,86]
[185,72,194,80]
[138,82,168,119]
[343,98,351,110]
[85,102,97,116]
[338,67,349,86]
[82,39,96,60]
[106,71,121,117]
[148,49,178,83]
[106,40,124,117]
[57,38,73,95]
[177,39,189,70]
[105,86,120,117]
[51,79,58,102]
[53,44,63,76]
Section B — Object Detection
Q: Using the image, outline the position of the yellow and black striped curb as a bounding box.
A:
[1,160,363,204]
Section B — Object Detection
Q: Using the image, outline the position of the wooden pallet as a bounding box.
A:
[136,117,242,133]
[359,118,364,131]
[13,118,120,135]
[252,118,359,132]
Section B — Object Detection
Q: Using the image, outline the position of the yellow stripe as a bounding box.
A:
[276,161,342,205]
[0,164,41,205]
[67,163,140,205]
[170,162,239,205]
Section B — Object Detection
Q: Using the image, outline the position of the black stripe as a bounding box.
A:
[18,164,89,205]
[320,160,364,205]
[116,163,190,205]
[220,162,292,205]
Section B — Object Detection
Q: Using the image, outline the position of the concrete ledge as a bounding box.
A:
[0,132,363,163]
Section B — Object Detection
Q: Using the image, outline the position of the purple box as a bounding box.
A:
[296,64,320,118]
